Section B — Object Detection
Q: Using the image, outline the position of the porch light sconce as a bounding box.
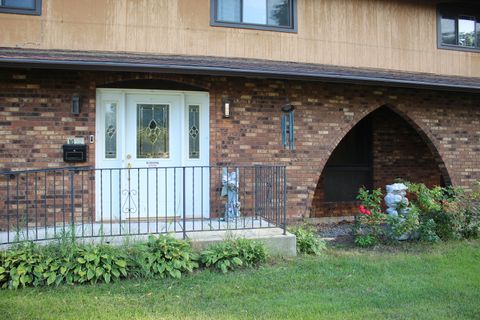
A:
[71,95,81,115]
[222,98,231,118]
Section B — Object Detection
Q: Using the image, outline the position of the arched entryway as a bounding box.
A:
[311,105,449,217]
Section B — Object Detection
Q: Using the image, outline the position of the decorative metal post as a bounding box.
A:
[183,167,187,239]
[69,169,75,238]
[283,166,287,235]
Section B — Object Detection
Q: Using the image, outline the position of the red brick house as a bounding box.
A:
[0,0,479,235]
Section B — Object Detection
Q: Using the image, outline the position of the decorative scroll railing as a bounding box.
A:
[0,165,287,245]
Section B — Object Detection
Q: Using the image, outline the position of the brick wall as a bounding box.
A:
[372,107,443,189]
[0,70,94,170]
[1,69,480,221]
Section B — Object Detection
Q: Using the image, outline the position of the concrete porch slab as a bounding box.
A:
[187,228,297,257]
[0,218,296,256]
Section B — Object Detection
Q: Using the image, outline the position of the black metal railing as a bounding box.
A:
[0,165,287,244]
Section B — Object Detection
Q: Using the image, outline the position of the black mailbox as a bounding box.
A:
[62,144,87,163]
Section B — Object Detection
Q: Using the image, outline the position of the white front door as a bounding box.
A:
[95,89,209,221]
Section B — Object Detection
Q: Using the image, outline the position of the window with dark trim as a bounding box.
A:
[437,3,480,52]
[211,0,296,32]
[0,0,41,15]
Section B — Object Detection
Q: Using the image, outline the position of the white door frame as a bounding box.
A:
[95,88,210,221]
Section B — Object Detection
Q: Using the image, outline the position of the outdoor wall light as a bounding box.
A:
[72,95,81,115]
[222,98,231,118]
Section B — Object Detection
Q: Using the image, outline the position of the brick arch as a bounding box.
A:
[306,102,452,217]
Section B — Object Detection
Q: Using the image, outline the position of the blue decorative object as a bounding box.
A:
[281,105,295,150]
[221,168,240,221]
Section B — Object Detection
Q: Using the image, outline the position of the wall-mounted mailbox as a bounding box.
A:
[62,144,87,163]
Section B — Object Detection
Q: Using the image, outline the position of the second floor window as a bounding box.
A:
[438,3,480,51]
[0,0,41,15]
[212,0,296,32]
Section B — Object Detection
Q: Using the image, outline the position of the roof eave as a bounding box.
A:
[0,57,479,93]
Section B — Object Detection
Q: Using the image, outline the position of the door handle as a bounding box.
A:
[126,154,132,169]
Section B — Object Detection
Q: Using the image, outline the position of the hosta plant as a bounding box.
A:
[200,238,267,273]
[72,245,128,284]
[289,225,326,255]
[130,235,198,279]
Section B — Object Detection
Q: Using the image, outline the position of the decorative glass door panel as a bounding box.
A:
[137,104,169,158]
[188,105,200,159]
[105,102,117,159]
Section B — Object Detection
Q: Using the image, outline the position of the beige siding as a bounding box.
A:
[0,0,478,77]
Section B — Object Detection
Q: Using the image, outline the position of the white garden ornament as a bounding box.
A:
[384,183,409,216]
[384,183,410,240]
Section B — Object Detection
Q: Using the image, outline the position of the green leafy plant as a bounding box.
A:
[418,218,441,243]
[72,245,128,284]
[200,238,267,273]
[201,241,243,273]
[407,182,480,241]
[234,238,267,267]
[446,183,480,239]
[354,234,377,247]
[0,234,269,290]
[0,242,129,288]
[0,242,40,289]
[130,235,198,279]
[352,181,480,246]
[386,205,421,241]
[352,187,387,246]
[289,225,326,255]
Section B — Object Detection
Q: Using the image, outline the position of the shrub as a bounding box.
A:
[407,182,480,241]
[418,218,441,243]
[130,235,198,279]
[290,225,326,255]
[352,187,387,245]
[386,204,421,241]
[446,183,480,239]
[200,238,267,273]
[351,181,480,246]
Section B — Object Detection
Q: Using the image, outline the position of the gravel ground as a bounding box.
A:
[316,220,355,245]
[317,220,353,237]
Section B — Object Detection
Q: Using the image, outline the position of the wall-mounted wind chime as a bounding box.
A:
[281,81,295,150]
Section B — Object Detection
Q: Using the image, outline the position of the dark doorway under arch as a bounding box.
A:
[311,106,446,217]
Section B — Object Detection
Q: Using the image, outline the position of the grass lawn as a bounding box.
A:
[1,240,479,320]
